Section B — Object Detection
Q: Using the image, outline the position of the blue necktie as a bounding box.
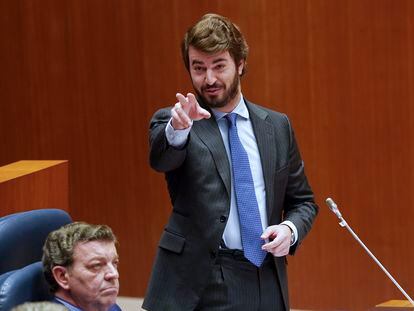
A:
[225,113,267,267]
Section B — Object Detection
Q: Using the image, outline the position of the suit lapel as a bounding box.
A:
[192,116,232,198]
[246,101,277,219]
[191,100,277,217]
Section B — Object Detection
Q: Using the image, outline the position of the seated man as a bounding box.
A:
[42,222,120,311]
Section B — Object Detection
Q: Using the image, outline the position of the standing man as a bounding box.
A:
[42,222,120,311]
[144,13,318,311]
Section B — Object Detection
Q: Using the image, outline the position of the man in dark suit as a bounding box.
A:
[143,13,318,311]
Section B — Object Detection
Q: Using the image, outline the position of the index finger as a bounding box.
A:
[186,93,198,106]
[176,93,190,113]
[262,238,281,250]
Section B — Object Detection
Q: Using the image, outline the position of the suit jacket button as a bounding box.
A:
[210,251,217,259]
[220,215,227,223]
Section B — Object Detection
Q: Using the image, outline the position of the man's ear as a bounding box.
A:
[52,266,70,290]
[237,60,245,76]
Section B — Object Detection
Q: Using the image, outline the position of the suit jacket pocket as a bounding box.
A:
[165,211,191,236]
[159,230,185,254]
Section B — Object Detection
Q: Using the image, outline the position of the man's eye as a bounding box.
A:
[90,263,102,270]
[193,66,204,72]
[216,64,225,70]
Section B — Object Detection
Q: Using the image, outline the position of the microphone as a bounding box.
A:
[325,197,342,219]
[325,198,414,307]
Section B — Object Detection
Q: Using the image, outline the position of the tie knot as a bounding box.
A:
[225,113,237,127]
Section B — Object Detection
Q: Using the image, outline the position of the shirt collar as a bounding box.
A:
[211,94,249,121]
[54,296,83,311]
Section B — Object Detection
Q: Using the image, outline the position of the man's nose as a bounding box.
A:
[105,264,119,280]
[205,69,217,85]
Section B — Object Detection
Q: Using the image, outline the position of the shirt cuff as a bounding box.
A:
[165,118,192,148]
[281,220,298,246]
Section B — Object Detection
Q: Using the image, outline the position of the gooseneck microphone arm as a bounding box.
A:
[325,198,414,306]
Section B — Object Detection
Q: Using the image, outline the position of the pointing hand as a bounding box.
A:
[171,93,211,130]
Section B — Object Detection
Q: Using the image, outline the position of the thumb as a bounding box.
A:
[197,105,211,119]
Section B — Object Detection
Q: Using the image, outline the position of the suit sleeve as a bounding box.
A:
[149,108,188,172]
[282,116,319,255]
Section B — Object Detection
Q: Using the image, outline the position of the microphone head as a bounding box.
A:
[325,197,337,211]
[325,197,342,218]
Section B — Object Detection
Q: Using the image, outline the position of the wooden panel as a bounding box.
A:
[0,160,68,215]
[0,0,413,309]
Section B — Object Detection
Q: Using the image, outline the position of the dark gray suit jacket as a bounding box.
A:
[143,99,318,311]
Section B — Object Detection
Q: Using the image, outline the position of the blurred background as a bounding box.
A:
[1,0,413,309]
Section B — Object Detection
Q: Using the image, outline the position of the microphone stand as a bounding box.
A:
[325,198,414,307]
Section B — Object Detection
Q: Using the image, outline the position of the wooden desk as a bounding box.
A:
[375,300,414,310]
[0,160,68,215]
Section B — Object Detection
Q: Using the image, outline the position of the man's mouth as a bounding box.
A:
[204,86,222,96]
[101,287,119,295]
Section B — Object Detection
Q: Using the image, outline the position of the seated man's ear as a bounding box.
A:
[52,266,70,290]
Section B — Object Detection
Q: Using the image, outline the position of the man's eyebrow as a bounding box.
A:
[191,60,204,66]
[191,58,228,66]
[86,256,106,262]
[212,58,228,64]
[85,254,114,262]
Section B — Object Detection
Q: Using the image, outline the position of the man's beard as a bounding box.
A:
[193,72,240,109]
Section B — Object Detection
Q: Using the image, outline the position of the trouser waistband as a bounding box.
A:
[217,248,274,265]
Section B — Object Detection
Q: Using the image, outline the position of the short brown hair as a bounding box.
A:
[42,222,117,293]
[181,13,249,76]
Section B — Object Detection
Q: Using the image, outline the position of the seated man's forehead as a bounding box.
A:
[73,240,118,260]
